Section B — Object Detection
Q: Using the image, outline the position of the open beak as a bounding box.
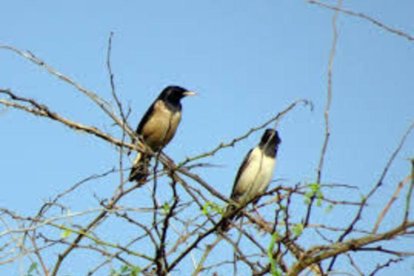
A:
[183,91,197,97]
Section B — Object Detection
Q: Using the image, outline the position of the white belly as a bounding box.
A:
[235,147,276,203]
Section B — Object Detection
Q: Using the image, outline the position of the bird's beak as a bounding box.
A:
[183,91,197,97]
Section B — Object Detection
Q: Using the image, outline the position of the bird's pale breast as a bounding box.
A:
[141,100,182,150]
[234,147,275,203]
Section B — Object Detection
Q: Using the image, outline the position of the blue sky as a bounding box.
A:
[1,0,413,275]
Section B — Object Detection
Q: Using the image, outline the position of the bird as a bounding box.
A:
[129,85,196,182]
[220,128,281,231]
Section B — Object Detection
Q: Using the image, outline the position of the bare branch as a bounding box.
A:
[0,45,135,138]
[308,0,414,42]
[179,99,312,166]
[0,88,140,152]
[305,0,342,227]
[373,174,412,233]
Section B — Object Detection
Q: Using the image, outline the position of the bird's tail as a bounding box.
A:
[129,152,151,183]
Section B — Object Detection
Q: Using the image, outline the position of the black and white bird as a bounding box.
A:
[220,129,281,230]
[129,86,196,182]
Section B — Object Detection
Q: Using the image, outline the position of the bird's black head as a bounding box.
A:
[259,129,281,157]
[158,86,196,105]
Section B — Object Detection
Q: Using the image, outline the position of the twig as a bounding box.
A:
[373,174,412,233]
[368,258,403,276]
[179,99,312,166]
[305,0,342,227]
[106,32,128,186]
[287,221,414,275]
[404,159,414,223]
[0,89,140,152]
[327,121,414,270]
[0,45,135,137]
[308,0,414,42]
[192,235,223,276]
[50,181,144,276]
[155,180,179,275]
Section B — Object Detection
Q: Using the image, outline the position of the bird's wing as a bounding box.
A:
[129,101,156,155]
[230,148,253,200]
[136,100,157,135]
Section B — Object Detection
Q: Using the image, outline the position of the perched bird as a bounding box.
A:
[129,86,196,182]
[220,129,281,230]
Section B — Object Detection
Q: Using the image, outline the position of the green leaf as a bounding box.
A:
[27,262,37,275]
[360,194,367,202]
[304,191,312,204]
[325,204,334,213]
[268,232,281,276]
[212,203,224,215]
[292,223,304,238]
[111,265,141,276]
[120,265,129,273]
[309,182,320,193]
[202,202,210,215]
[130,266,141,276]
[316,199,322,207]
[304,183,324,207]
[202,201,223,216]
[162,202,170,215]
[61,227,72,239]
[109,269,119,276]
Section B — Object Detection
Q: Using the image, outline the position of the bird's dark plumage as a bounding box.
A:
[220,129,281,231]
[129,86,195,182]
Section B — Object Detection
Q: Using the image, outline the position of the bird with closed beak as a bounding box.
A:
[129,86,196,182]
[220,128,281,231]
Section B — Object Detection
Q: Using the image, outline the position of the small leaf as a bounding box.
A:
[27,262,38,274]
[202,201,223,216]
[120,265,129,273]
[268,232,281,276]
[211,203,224,215]
[162,202,170,215]
[325,204,334,213]
[316,197,323,207]
[360,194,366,202]
[109,269,119,276]
[292,223,304,237]
[309,182,320,193]
[61,227,72,239]
[202,202,210,215]
[304,183,324,207]
[130,266,141,276]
